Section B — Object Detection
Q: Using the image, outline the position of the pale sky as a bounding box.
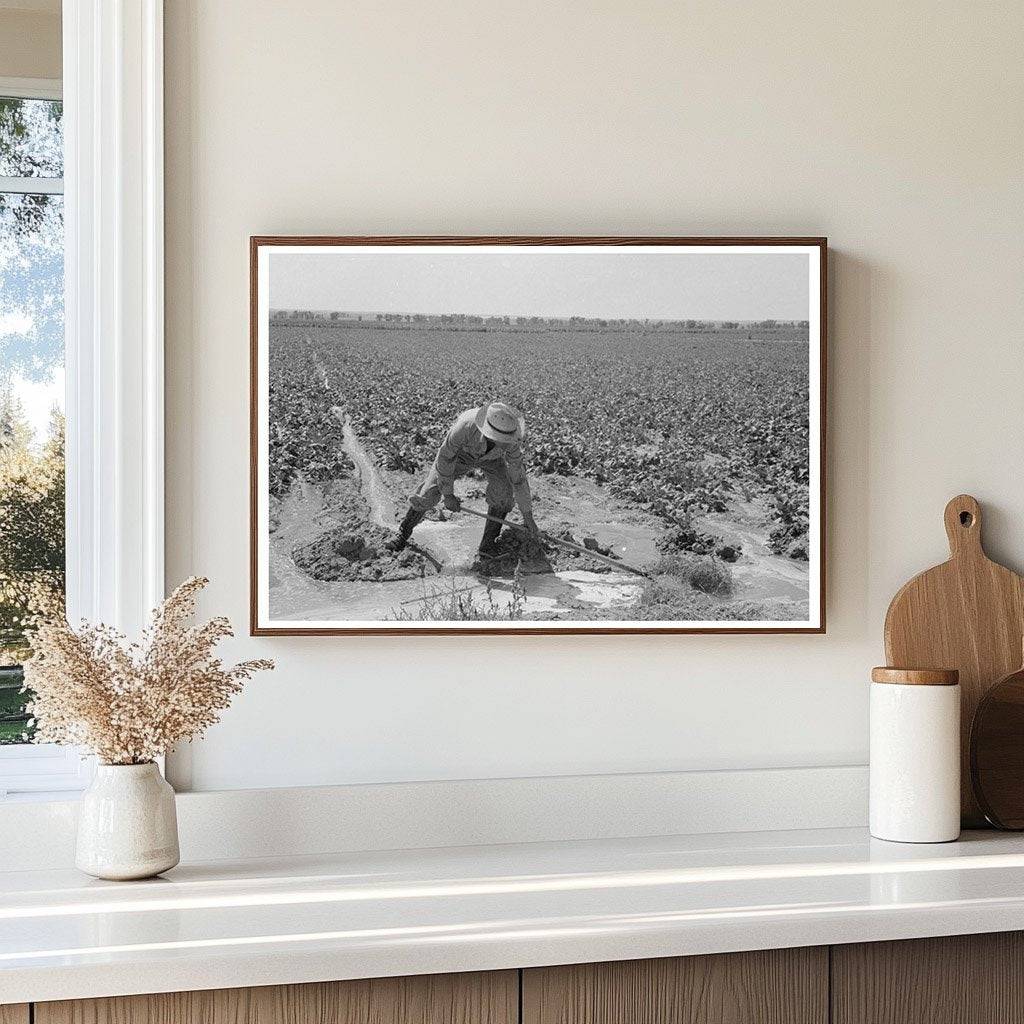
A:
[14,367,63,446]
[269,249,811,321]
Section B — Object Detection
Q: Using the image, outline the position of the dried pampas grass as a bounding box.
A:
[23,576,273,765]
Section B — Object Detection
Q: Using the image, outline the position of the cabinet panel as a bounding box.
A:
[0,1006,29,1024]
[522,948,828,1024]
[36,971,517,1024]
[832,932,1024,1024]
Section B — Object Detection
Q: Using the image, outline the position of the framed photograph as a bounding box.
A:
[250,237,826,635]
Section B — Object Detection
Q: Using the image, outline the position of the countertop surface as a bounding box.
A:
[4,826,1024,1004]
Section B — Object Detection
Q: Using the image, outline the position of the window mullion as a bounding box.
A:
[0,176,64,195]
[64,0,164,636]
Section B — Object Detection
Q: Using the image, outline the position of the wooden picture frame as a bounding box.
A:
[250,236,827,635]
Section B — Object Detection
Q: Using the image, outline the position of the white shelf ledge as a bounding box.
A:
[4,827,1024,1004]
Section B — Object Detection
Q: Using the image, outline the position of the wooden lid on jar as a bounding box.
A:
[871,666,960,686]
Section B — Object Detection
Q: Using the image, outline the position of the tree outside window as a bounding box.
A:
[0,94,65,744]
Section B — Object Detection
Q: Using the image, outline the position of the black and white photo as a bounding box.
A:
[251,238,825,634]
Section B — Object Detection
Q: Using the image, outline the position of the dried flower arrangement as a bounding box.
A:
[23,576,273,765]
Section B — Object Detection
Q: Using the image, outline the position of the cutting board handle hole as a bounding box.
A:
[944,495,982,555]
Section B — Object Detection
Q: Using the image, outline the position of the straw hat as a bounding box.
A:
[475,402,525,444]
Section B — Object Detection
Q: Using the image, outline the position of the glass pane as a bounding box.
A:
[0,189,65,744]
[0,97,63,179]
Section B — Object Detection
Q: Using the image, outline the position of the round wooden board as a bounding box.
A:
[970,664,1024,829]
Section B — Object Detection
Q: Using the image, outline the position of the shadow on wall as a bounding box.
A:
[827,249,874,636]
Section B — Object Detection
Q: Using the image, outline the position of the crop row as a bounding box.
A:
[268,363,353,498]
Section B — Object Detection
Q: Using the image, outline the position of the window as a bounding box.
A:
[0,4,166,798]
[0,80,82,796]
[0,88,65,743]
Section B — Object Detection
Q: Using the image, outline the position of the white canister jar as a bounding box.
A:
[76,762,180,880]
[870,667,961,843]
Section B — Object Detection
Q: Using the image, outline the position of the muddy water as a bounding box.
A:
[272,568,642,622]
[268,478,647,621]
[267,462,646,621]
[701,501,810,607]
[336,411,398,530]
[268,485,809,623]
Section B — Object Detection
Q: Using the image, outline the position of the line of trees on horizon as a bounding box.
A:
[269,310,810,331]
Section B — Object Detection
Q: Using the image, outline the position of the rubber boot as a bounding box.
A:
[386,508,426,552]
[478,509,508,555]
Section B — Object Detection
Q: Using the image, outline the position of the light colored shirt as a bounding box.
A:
[434,408,533,515]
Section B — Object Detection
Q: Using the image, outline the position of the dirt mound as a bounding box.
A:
[658,523,742,563]
[293,525,437,582]
[474,521,625,576]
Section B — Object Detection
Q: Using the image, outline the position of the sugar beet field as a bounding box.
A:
[267,315,812,623]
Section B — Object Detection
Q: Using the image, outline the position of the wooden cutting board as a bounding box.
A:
[884,494,1024,826]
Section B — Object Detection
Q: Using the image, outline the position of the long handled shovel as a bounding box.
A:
[459,506,650,578]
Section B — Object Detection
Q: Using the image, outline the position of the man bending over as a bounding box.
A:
[387,401,539,554]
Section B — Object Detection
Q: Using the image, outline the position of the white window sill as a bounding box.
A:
[0,744,94,799]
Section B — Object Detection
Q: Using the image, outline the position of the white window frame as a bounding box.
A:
[0,0,164,799]
[0,77,61,101]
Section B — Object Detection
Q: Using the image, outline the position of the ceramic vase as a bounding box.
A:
[76,762,180,880]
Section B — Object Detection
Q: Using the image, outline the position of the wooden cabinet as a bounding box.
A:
[34,971,517,1024]
[521,934,1024,1024]
[522,948,828,1024]
[24,932,1024,1024]
[832,932,1024,1024]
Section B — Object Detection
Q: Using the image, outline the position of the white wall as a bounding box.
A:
[164,0,1024,792]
